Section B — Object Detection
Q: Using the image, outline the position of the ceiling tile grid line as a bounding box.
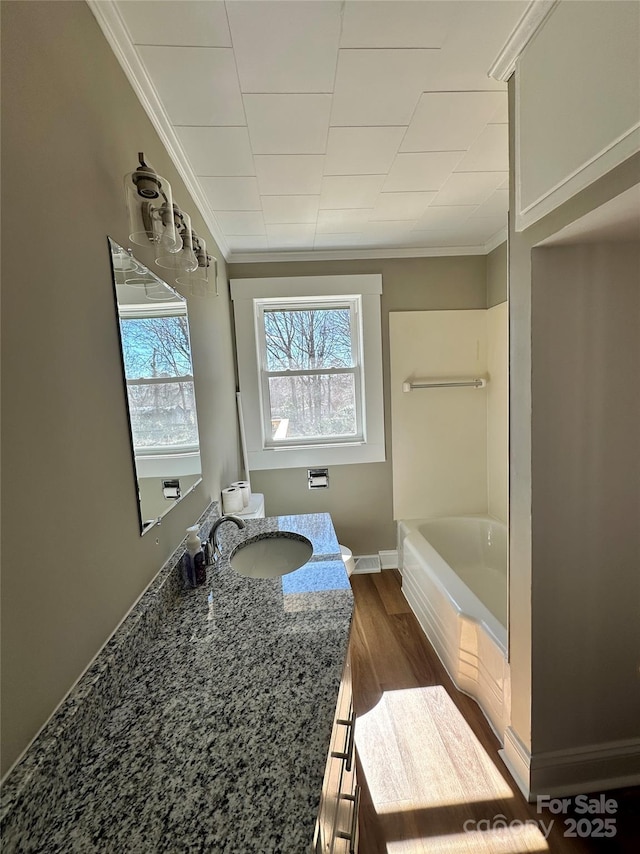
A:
[110,0,527,258]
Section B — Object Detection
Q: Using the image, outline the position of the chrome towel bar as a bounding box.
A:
[402,377,487,391]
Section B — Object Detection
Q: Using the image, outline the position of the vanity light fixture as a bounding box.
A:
[124,152,219,298]
[124,153,181,253]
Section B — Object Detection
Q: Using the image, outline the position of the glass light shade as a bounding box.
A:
[176,236,218,298]
[111,244,145,275]
[155,209,198,273]
[124,164,181,252]
[146,282,180,301]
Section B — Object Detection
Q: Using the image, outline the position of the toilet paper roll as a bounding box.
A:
[221,487,244,514]
[231,481,251,508]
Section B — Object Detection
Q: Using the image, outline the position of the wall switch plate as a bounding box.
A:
[308,468,329,489]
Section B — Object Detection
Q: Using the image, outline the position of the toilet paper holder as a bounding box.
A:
[308,468,329,489]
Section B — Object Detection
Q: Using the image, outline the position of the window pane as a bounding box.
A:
[263,308,353,371]
[127,381,199,449]
[120,316,192,380]
[268,374,357,441]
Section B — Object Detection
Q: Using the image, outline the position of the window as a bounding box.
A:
[231,275,384,470]
[118,305,200,456]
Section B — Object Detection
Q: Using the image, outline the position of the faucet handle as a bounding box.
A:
[203,540,214,566]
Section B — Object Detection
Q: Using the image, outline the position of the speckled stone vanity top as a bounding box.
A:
[1,511,353,853]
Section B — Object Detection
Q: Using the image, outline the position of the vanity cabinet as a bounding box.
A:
[314,649,360,854]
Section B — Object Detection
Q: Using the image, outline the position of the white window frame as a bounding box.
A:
[231,275,385,471]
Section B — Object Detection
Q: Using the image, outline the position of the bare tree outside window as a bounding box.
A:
[262,306,359,441]
[120,315,199,450]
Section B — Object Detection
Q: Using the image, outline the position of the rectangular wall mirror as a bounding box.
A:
[108,238,202,533]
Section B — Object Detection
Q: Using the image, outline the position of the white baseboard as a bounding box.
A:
[500,727,640,799]
[379,549,398,569]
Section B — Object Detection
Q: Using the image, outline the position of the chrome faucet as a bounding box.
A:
[207,515,246,563]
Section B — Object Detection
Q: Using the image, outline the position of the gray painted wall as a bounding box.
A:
[530,244,640,751]
[507,79,640,780]
[1,1,241,776]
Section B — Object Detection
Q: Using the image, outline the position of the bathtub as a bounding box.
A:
[398,515,510,740]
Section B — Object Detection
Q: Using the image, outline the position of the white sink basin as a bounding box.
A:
[229,533,313,579]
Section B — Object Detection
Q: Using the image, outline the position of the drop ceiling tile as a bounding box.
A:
[226,1,342,93]
[261,196,320,224]
[360,221,418,242]
[254,155,325,195]
[370,192,437,221]
[408,229,484,248]
[473,188,509,219]
[214,211,265,235]
[117,1,232,47]
[330,49,442,126]
[412,216,506,247]
[314,233,364,248]
[415,205,477,229]
[400,91,504,152]
[463,212,507,236]
[244,95,331,154]
[433,172,508,206]
[339,1,452,48]
[266,223,316,239]
[201,177,261,210]
[490,101,509,124]
[175,127,254,176]
[317,210,371,233]
[325,127,405,175]
[227,235,269,251]
[383,151,465,192]
[319,175,386,209]
[454,124,508,172]
[267,224,316,249]
[137,46,244,125]
[425,1,527,91]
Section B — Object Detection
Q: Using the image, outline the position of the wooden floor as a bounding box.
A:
[350,571,640,854]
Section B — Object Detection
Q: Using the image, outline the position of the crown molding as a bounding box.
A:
[227,243,490,265]
[87,0,231,260]
[488,0,559,82]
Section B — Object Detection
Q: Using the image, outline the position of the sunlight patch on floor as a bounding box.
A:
[356,685,550,852]
[357,685,513,806]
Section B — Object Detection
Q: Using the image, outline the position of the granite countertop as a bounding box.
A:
[3,512,353,854]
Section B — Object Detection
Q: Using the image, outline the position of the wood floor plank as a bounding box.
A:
[350,570,640,854]
[372,571,412,616]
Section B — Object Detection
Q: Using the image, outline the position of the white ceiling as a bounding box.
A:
[107,0,527,261]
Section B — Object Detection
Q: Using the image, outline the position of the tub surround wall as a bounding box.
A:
[390,310,489,520]
[1,506,353,852]
[1,1,241,776]
[389,305,508,523]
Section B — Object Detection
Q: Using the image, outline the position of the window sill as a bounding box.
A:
[248,442,385,471]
